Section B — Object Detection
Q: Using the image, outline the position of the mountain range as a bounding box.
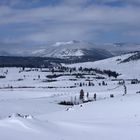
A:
[1,40,140,62]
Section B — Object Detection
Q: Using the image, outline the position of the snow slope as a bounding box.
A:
[0,93,140,140]
[68,52,140,79]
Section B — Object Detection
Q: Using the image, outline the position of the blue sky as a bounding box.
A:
[0,0,140,48]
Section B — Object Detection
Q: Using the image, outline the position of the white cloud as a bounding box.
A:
[0,1,140,43]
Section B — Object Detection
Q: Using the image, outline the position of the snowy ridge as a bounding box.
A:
[68,52,140,79]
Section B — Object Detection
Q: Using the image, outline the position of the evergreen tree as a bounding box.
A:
[79,89,84,102]
[102,81,105,86]
[88,81,91,86]
[80,83,82,87]
[94,93,97,101]
[86,92,89,99]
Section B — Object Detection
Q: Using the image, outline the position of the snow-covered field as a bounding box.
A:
[0,53,140,140]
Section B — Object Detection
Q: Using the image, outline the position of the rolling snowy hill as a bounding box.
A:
[68,52,140,79]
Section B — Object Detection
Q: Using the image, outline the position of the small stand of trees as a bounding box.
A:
[59,89,97,106]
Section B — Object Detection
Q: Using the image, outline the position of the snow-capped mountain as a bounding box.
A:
[1,41,140,62]
[30,40,113,61]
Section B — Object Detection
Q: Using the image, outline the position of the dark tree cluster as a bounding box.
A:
[75,81,95,87]
[131,79,140,84]
[76,67,119,78]
[0,75,6,79]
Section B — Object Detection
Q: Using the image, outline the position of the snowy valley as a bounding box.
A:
[0,52,140,140]
[1,0,140,139]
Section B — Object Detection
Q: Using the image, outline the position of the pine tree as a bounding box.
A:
[94,93,97,101]
[79,89,84,102]
[86,92,89,100]
[80,83,82,87]
[88,81,91,86]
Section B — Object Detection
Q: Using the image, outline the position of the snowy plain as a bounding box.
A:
[0,53,140,140]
